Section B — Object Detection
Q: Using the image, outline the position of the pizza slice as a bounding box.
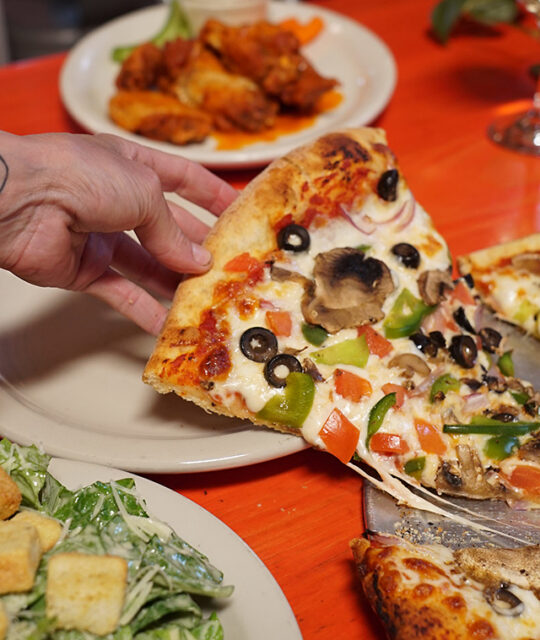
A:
[143,128,540,506]
[351,531,540,640]
[457,234,540,339]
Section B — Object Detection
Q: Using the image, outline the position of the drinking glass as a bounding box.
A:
[487,0,540,156]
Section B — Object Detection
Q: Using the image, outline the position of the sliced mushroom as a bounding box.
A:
[270,264,311,287]
[388,353,431,378]
[518,433,540,463]
[301,247,395,333]
[511,252,540,275]
[435,445,507,499]
[417,269,454,306]
[506,378,533,397]
[302,357,324,382]
[454,545,540,594]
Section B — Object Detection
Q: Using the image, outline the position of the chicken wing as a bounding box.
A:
[115,43,163,91]
[109,90,211,145]
[164,41,278,133]
[200,19,337,112]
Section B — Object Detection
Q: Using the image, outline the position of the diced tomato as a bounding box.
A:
[414,418,446,455]
[319,408,360,464]
[357,325,393,358]
[334,369,372,402]
[381,383,406,408]
[279,16,324,44]
[450,280,476,306]
[266,310,292,337]
[224,252,261,273]
[369,432,409,455]
[508,465,540,495]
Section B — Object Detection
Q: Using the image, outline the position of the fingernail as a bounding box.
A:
[193,244,212,266]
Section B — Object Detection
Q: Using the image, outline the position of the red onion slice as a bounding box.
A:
[339,205,377,235]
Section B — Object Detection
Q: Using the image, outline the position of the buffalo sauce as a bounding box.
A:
[213,90,343,151]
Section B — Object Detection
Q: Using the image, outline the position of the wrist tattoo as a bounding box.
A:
[0,155,7,194]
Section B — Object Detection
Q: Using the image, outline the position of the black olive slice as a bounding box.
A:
[264,354,303,387]
[409,331,437,357]
[429,331,446,349]
[491,412,517,423]
[524,400,539,416]
[453,306,476,334]
[484,585,524,617]
[277,224,310,252]
[462,273,475,289]
[377,169,399,201]
[449,335,478,369]
[409,330,444,357]
[240,327,278,363]
[461,377,483,391]
[391,243,420,269]
[479,327,502,353]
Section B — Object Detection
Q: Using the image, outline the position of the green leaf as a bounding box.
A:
[131,594,201,633]
[431,0,468,43]
[111,0,192,63]
[0,439,50,509]
[464,0,518,24]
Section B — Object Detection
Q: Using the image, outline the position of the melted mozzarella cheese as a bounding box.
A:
[479,266,540,335]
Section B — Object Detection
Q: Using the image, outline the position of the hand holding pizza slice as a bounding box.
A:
[143,128,540,507]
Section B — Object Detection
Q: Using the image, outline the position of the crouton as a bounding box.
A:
[0,520,42,594]
[46,552,128,636]
[0,601,7,640]
[12,511,62,552]
[0,467,21,520]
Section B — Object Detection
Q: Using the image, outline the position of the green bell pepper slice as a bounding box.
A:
[443,416,540,436]
[366,392,396,446]
[483,435,520,461]
[311,336,369,368]
[510,390,530,405]
[429,373,461,402]
[404,456,426,477]
[111,0,192,63]
[497,350,515,377]
[256,372,315,429]
[302,323,328,347]
[383,288,436,339]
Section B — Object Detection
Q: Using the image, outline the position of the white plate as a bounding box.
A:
[59,2,397,169]
[0,270,306,472]
[48,457,302,639]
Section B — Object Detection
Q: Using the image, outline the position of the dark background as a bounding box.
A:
[3,0,160,61]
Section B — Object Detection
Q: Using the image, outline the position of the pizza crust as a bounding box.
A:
[457,233,540,273]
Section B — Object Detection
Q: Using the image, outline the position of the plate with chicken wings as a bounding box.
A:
[60,2,396,169]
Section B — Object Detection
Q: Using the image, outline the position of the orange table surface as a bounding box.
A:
[1,1,540,638]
